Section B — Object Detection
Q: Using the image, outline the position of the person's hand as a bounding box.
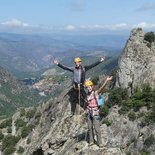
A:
[53,59,59,65]
[100,56,105,62]
[106,76,113,82]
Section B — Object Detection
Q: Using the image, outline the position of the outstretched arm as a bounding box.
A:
[97,76,113,94]
[52,59,73,72]
[85,57,105,71]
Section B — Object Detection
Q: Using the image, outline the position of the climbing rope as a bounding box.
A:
[78,84,81,115]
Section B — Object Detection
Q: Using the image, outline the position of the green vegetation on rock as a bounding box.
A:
[144,32,155,47]
[0,118,12,129]
[17,146,25,154]
[2,135,20,152]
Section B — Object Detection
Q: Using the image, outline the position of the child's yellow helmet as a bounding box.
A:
[74,57,81,63]
[84,80,93,87]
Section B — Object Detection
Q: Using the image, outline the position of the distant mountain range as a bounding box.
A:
[0,32,127,78]
[0,66,49,116]
[49,33,128,49]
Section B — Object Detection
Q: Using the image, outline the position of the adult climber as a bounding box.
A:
[84,76,113,147]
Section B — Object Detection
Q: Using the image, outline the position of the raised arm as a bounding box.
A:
[85,57,105,71]
[97,76,113,94]
[53,59,73,72]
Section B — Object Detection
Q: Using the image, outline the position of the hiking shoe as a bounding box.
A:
[88,142,94,146]
[69,112,74,117]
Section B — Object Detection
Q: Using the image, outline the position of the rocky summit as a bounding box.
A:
[1,28,155,155]
[1,80,154,155]
[116,28,155,95]
[6,85,127,155]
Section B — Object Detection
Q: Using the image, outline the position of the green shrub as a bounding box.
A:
[20,108,26,117]
[144,32,155,48]
[21,126,30,138]
[149,111,155,123]
[7,127,12,133]
[3,146,16,155]
[99,104,109,118]
[114,84,155,115]
[28,124,35,130]
[35,112,42,119]
[17,146,25,154]
[21,124,34,138]
[35,118,40,126]
[128,112,137,121]
[118,99,134,115]
[142,84,155,104]
[26,108,36,119]
[0,118,12,129]
[118,105,130,115]
[0,131,4,140]
[137,113,144,119]
[140,150,149,155]
[144,134,154,147]
[2,135,20,151]
[132,100,145,111]
[140,113,150,127]
[108,87,128,106]
[15,119,27,129]
[27,138,31,144]
[144,32,155,45]
[132,87,143,100]
[126,152,131,155]
[140,111,155,127]
[102,118,112,126]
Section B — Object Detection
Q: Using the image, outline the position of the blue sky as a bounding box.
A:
[0,0,155,34]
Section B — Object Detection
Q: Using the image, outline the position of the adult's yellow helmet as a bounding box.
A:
[84,80,93,87]
[74,57,81,63]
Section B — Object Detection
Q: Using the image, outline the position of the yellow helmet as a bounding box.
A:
[84,80,93,87]
[74,57,81,63]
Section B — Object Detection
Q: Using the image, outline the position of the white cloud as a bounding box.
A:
[133,22,155,29]
[1,19,30,27]
[65,23,155,32]
[65,25,76,31]
[78,23,129,31]
[112,23,128,29]
[1,20,155,34]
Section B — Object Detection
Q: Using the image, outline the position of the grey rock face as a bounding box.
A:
[2,84,154,155]
[116,28,155,95]
[9,86,125,155]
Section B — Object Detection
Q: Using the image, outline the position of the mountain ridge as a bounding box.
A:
[0,66,49,116]
[0,32,124,78]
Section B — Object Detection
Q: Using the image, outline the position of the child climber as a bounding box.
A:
[84,76,113,147]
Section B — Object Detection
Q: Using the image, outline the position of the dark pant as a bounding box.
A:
[68,86,86,114]
[87,115,102,145]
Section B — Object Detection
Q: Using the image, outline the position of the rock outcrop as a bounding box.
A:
[116,28,155,95]
[1,81,153,155]
[2,28,155,155]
